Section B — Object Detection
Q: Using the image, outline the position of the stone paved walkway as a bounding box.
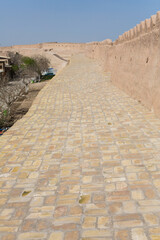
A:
[0,55,160,240]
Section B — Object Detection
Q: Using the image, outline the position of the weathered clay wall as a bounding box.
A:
[0,42,86,55]
[87,11,160,117]
[85,41,112,69]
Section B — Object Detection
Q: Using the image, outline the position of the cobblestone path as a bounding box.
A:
[1,55,160,239]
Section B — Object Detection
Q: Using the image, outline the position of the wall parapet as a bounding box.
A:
[114,11,160,45]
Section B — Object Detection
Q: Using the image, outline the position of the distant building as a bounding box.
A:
[0,56,11,78]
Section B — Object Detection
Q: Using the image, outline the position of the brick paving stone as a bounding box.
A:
[49,232,64,240]
[1,234,16,240]
[64,231,79,240]
[1,55,160,239]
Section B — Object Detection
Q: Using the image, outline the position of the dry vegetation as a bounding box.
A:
[0,52,50,128]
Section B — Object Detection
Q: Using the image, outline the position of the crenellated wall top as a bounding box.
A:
[114,11,160,45]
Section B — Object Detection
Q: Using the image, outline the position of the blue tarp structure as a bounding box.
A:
[42,68,56,76]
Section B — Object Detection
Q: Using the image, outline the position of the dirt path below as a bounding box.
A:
[8,80,50,127]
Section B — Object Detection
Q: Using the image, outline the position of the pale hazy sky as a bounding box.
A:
[1,0,160,46]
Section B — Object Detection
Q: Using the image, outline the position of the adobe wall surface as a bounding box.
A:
[87,11,160,117]
[85,42,112,69]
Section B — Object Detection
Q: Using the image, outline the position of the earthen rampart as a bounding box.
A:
[1,11,160,116]
[0,43,87,72]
